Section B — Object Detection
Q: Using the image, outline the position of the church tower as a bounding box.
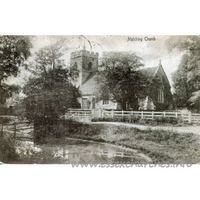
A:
[70,49,99,87]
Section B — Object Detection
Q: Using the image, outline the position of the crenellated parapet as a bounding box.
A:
[71,50,99,59]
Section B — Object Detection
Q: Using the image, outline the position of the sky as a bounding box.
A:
[7,35,185,89]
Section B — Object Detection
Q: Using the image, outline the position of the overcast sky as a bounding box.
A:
[7,35,185,88]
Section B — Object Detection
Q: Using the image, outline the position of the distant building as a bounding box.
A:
[70,49,173,110]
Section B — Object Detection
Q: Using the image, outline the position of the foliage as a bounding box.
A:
[23,42,81,140]
[26,39,79,80]
[23,67,81,120]
[91,115,179,125]
[167,36,200,111]
[0,137,19,163]
[0,36,31,107]
[0,83,20,105]
[0,116,11,124]
[27,39,65,76]
[96,51,152,110]
[172,54,191,108]
[0,36,31,81]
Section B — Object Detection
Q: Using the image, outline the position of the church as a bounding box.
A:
[70,49,173,111]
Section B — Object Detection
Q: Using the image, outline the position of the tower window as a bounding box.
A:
[88,62,92,71]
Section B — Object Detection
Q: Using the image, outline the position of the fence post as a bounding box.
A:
[176,112,178,118]
[122,110,124,119]
[141,111,143,119]
[130,111,133,122]
[14,122,16,139]
[188,111,192,123]
[111,110,114,120]
[0,122,3,138]
[91,109,94,119]
[164,111,166,118]
[98,109,101,119]
[152,111,154,119]
[102,109,104,119]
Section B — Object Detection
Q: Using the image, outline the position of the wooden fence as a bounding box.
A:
[101,110,200,123]
[65,109,92,122]
[0,121,33,139]
[66,109,200,124]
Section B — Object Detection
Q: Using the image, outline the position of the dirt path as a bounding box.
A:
[90,121,200,135]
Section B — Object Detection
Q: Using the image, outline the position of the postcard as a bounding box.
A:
[0,35,199,167]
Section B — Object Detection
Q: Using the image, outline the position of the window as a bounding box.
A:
[158,86,164,103]
[102,100,109,105]
[88,62,92,71]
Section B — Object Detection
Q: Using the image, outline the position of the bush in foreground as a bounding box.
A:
[0,136,19,163]
[91,116,180,125]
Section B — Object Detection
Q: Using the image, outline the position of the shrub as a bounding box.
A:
[0,105,9,115]
[0,117,11,124]
[91,113,183,126]
[177,115,184,124]
[148,119,158,126]
[167,117,178,124]
[0,137,19,163]
[33,118,85,142]
[130,114,141,123]
[139,118,146,125]
[155,117,166,124]
[113,117,122,122]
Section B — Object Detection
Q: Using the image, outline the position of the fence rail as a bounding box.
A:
[65,109,92,122]
[0,121,33,139]
[101,110,200,123]
[66,109,200,124]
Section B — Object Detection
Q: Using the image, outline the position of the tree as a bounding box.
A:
[27,39,79,80]
[166,36,200,111]
[96,51,150,110]
[172,54,191,108]
[0,36,31,113]
[23,42,81,140]
[23,67,81,120]
[0,36,31,82]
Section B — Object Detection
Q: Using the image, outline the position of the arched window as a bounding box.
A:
[158,86,164,103]
[88,62,92,71]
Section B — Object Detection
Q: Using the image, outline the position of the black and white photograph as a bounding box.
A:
[1,1,200,199]
[0,35,200,166]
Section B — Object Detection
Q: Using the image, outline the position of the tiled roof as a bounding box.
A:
[82,72,96,85]
[80,73,99,95]
[80,66,161,95]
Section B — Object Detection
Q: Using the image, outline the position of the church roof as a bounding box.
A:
[80,72,99,95]
[139,66,159,78]
[82,71,96,85]
[80,64,170,95]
